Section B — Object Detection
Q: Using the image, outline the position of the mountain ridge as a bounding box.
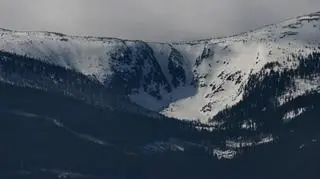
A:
[1,11,319,44]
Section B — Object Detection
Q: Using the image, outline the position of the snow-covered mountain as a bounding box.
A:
[2,11,320,179]
[0,11,320,123]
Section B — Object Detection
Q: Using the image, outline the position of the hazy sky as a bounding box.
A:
[0,0,319,42]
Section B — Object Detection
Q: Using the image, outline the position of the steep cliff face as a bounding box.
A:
[0,12,320,123]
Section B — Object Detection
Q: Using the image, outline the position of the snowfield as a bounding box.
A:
[0,12,320,123]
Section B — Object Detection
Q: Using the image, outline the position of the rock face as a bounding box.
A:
[0,12,320,122]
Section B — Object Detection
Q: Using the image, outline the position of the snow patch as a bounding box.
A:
[278,77,320,106]
[282,107,307,122]
[213,149,237,160]
[226,135,274,149]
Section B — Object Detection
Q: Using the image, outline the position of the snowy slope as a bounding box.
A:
[0,12,320,123]
[161,12,320,122]
[0,30,121,82]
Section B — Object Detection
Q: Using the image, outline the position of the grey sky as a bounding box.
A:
[0,0,319,42]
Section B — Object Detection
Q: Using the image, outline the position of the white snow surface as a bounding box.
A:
[1,12,320,123]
